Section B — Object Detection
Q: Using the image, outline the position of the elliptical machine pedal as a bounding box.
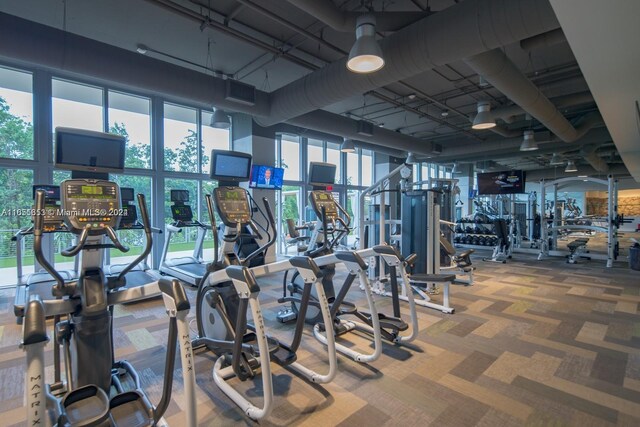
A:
[276,306,298,323]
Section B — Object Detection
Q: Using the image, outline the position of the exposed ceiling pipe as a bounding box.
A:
[284,0,427,32]
[525,164,629,181]
[519,28,566,51]
[201,0,347,56]
[464,48,603,142]
[287,110,435,156]
[433,127,611,163]
[0,12,432,156]
[202,0,474,137]
[261,0,560,126]
[493,91,594,123]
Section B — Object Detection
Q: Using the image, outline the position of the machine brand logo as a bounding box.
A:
[29,374,42,424]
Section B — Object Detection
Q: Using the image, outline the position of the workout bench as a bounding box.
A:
[567,238,589,264]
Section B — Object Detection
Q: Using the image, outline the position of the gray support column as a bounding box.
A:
[232,114,277,263]
[151,98,165,268]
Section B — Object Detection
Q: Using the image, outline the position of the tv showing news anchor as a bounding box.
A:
[249,165,284,190]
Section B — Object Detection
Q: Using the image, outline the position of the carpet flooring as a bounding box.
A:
[1,249,639,426]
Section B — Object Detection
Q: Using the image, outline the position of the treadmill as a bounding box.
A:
[105,187,164,292]
[13,185,77,319]
[159,189,210,286]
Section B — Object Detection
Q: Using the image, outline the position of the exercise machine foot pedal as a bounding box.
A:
[271,346,298,366]
[60,385,110,426]
[109,391,154,427]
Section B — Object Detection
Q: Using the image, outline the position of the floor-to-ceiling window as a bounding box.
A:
[0,66,34,285]
[0,59,233,286]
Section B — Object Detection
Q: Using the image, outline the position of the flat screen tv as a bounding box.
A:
[477,170,526,195]
[249,165,284,190]
[209,150,252,182]
[55,127,125,173]
[308,162,336,187]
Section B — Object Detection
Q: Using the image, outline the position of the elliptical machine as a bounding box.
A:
[193,150,336,421]
[20,128,196,427]
[283,162,419,364]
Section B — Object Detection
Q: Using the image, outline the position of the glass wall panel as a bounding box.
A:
[163,103,198,173]
[326,142,342,184]
[164,178,199,255]
[0,66,33,160]
[108,91,151,169]
[281,134,300,180]
[278,185,302,254]
[0,168,34,286]
[361,150,373,187]
[201,111,231,174]
[346,151,359,186]
[109,175,153,263]
[52,79,103,131]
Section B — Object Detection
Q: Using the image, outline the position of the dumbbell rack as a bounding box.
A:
[454,220,499,249]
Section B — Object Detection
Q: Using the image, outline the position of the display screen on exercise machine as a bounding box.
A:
[210,150,252,182]
[478,170,526,195]
[308,162,336,187]
[55,127,125,173]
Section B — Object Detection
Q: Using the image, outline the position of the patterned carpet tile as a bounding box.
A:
[0,249,639,426]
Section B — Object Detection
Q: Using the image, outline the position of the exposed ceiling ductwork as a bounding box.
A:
[0,11,429,156]
[284,0,427,32]
[433,127,611,164]
[525,163,629,181]
[287,110,435,156]
[260,0,560,126]
[464,48,603,143]
[493,91,594,124]
[519,28,566,51]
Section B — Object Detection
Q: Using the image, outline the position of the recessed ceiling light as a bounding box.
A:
[408,94,416,100]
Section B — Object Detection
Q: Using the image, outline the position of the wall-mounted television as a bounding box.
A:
[249,165,284,190]
[478,170,526,195]
[54,127,125,173]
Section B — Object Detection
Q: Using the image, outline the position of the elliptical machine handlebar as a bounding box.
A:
[306,206,331,257]
[61,225,91,257]
[239,197,277,266]
[33,189,66,291]
[205,194,220,266]
[117,194,153,281]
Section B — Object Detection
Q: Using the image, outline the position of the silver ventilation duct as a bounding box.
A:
[261,0,560,126]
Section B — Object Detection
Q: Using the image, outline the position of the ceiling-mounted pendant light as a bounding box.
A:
[347,14,385,74]
[549,153,563,166]
[405,152,417,164]
[565,160,578,173]
[471,102,496,130]
[519,130,539,151]
[340,137,356,153]
[210,108,230,129]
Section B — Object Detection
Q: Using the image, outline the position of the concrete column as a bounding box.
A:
[232,114,277,263]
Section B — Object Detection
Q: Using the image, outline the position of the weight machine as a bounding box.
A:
[538,175,620,267]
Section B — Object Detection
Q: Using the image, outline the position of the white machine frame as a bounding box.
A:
[538,175,618,267]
